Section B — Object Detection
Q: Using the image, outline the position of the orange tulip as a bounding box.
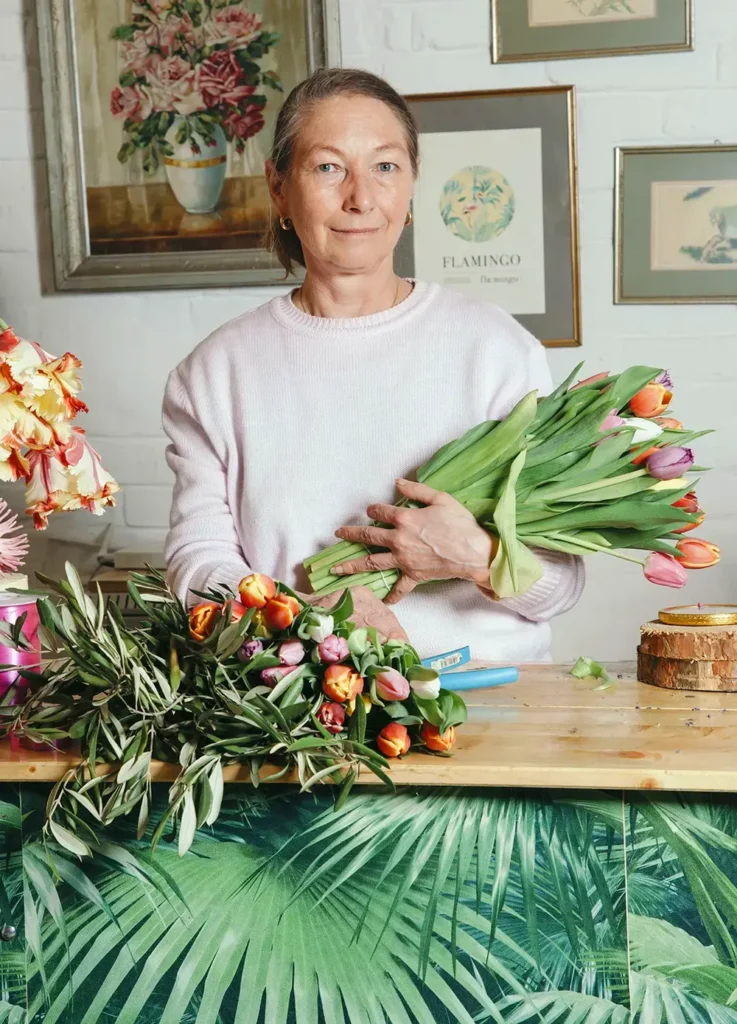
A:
[674,538,720,569]
[263,593,300,631]
[421,722,456,753]
[322,664,364,703]
[629,383,672,419]
[238,573,276,609]
[631,445,659,466]
[672,490,704,534]
[189,601,221,642]
[377,722,411,758]
[656,417,684,430]
[224,600,248,623]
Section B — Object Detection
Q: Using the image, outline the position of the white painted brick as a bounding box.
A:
[0,110,32,159]
[662,89,737,140]
[383,6,412,52]
[87,438,172,487]
[0,158,38,251]
[411,1,488,52]
[0,14,23,60]
[123,486,174,529]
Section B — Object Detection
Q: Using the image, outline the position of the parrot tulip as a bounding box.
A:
[188,601,221,642]
[238,573,276,609]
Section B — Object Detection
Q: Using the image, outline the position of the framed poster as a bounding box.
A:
[491,0,692,63]
[395,87,580,347]
[616,146,737,304]
[36,0,341,292]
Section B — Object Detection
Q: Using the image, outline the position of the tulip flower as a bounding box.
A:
[376,722,411,758]
[189,601,221,642]
[572,371,609,391]
[238,637,263,663]
[421,722,456,752]
[278,639,305,666]
[646,447,694,480]
[375,668,410,702]
[600,411,625,432]
[251,609,273,639]
[306,613,334,644]
[263,593,301,631]
[347,627,370,656]
[643,552,688,589]
[629,382,673,419]
[317,634,349,663]
[316,702,346,735]
[632,446,660,467]
[322,664,363,703]
[671,491,704,534]
[260,666,295,688]
[410,675,441,700]
[224,600,248,624]
[625,417,663,446]
[675,538,720,569]
[238,573,276,609]
[656,417,684,431]
[655,370,673,388]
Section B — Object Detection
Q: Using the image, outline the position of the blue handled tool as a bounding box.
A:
[421,647,519,691]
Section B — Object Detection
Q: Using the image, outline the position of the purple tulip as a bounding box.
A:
[238,638,264,663]
[656,370,673,388]
[646,446,694,480]
[318,634,350,664]
[260,666,293,688]
[278,639,305,666]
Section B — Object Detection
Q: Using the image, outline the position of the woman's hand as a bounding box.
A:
[305,585,408,641]
[332,479,497,605]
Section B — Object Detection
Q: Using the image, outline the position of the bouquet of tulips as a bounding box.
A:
[305,365,718,600]
[0,564,466,857]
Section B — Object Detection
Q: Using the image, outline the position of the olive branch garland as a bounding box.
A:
[0,564,465,857]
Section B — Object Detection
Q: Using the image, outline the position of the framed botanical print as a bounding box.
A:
[395,86,581,348]
[36,0,341,291]
[616,146,737,304]
[491,0,692,63]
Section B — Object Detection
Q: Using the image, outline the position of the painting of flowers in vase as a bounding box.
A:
[50,0,338,286]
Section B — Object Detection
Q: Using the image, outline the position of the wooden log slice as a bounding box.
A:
[638,621,737,690]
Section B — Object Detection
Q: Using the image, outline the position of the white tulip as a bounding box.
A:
[306,614,333,644]
[410,676,441,700]
[625,417,663,445]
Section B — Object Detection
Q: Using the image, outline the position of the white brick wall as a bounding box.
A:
[0,0,735,660]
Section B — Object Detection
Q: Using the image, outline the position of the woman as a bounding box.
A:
[163,68,584,662]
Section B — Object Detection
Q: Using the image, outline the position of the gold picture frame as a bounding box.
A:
[616,145,737,304]
[491,0,693,64]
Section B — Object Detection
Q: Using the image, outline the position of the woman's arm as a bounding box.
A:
[162,368,250,605]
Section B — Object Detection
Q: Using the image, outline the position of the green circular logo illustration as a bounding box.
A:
[439,166,515,243]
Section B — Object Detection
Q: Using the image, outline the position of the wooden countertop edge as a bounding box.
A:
[10,757,737,792]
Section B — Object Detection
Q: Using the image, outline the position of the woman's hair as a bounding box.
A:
[265,67,420,275]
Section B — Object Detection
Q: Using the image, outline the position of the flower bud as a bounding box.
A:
[421,722,456,752]
[278,639,306,666]
[656,417,683,430]
[322,664,364,703]
[375,668,410,702]
[600,411,625,432]
[188,601,221,642]
[260,666,294,688]
[238,637,264,663]
[410,676,441,700]
[629,382,673,419]
[376,722,411,758]
[625,417,663,445]
[347,627,371,656]
[672,491,704,534]
[263,593,300,632]
[306,613,334,644]
[643,552,688,589]
[317,702,346,735]
[646,447,694,480]
[572,371,609,391]
[675,538,720,569]
[238,573,276,609]
[318,634,349,663]
[224,600,248,623]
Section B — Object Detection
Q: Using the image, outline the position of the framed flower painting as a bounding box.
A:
[36,0,341,291]
[491,0,692,63]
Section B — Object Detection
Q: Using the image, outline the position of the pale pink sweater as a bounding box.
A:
[162,282,584,662]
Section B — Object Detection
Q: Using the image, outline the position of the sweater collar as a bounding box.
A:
[269,279,434,335]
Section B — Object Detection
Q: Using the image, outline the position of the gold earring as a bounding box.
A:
[404,209,413,227]
[279,216,293,230]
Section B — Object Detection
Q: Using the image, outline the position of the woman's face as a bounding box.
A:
[269,94,415,275]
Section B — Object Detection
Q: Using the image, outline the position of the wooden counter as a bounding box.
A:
[5,662,737,791]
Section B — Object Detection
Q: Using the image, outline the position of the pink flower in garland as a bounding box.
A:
[148,57,203,116]
[204,7,262,47]
[223,103,265,144]
[111,84,153,122]
[0,500,28,573]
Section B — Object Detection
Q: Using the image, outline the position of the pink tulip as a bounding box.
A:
[318,634,349,663]
[278,639,305,666]
[646,447,694,480]
[572,371,609,391]
[260,666,294,688]
[644,552,688,589]
[375,668,410,702]
[600,411,625,432]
